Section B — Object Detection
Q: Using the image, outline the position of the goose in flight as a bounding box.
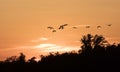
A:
[52,30,56,32]
[58,24,68,29]
[97,26,102,29]
[72,26,77,29]
[86,26,90,28]
[73,26,77,29]
[47,26,54,29]
[107,24,112,26]
[47,26,56,32]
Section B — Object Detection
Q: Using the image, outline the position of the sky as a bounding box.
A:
[0,0,120,61]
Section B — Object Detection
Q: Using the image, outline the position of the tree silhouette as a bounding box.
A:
[16,53,26,63]
[81,34,109,54]
[4,56,17,63]
[28,57,37,64]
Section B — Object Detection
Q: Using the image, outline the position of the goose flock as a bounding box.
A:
[47,24,112,32]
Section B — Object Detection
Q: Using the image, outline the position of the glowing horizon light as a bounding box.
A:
[34,44,56,48]
[33,43,80,53]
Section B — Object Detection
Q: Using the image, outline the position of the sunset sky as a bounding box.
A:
[0,0,120,61]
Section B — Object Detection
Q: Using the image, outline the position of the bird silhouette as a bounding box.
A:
[86,26,90,28]
[73,26,77,29]
[58,24,68,29]
[97,26,102,29]
[47,26,54,29]
[52,30,56,32]
[47,26,57,32]
[107,24,112,26]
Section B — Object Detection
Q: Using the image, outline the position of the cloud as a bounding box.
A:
[40,37,48,41]
[67,24,90,29]
[34,44,56,48]
[33,43,80,52]
[31,37,48,42]
[74,25,90,27]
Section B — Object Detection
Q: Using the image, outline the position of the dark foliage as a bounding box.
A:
[0,34,120,72]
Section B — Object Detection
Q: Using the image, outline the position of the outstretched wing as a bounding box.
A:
[63,24,68,26]
[58,25,64,29]
[58,24,68,30]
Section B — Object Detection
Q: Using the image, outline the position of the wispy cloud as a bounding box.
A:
[31,37,48,42]
[67,24,90,29]
[74,25,90,27]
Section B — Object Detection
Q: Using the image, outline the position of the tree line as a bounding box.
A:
[0,34,120,72]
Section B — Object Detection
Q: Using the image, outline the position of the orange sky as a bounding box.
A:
[0,0,120,61]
